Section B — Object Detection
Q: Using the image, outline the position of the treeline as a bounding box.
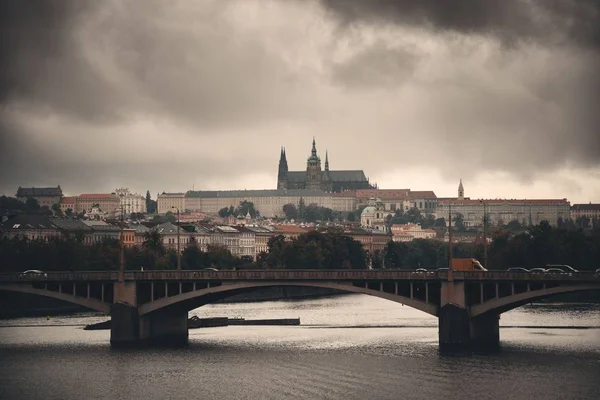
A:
[0,231,244,273]
[382,222,600,271]
[257,231,367,269]
[1,222,598,272]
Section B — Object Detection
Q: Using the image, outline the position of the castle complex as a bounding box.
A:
[277,139,374,192]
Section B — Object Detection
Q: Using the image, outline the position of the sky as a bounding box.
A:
[1,0,599,203]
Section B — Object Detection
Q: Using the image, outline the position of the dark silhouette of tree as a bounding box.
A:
[283,203,298,220]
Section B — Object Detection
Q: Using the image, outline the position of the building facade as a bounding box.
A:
[76,194,121,217]
[360,199,391,231]
[183,189,356,218]
[115,188,147,215]
[571,204,600,222]
[391,223,437,242]
[16,186,63,207]
[436,199,571,227]
[277,139,374,192]
[157,193,186,214]
[355,189,438,214]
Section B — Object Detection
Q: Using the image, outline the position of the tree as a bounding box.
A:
[575,216,591,229]
[282,203,298,220]
[434,217,446,227]
[453,213,466,231]
[51,203,63,217]
[25,197,40,211]
[506,219,522,232]
[146,191,151,212]
[65,208,73,217]
[218,207,231,218]
[298,197,306,221]
[164,211,176,223]
[235,201,259,218]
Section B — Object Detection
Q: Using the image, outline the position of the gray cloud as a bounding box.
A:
[0,0,599,202]
[320,0,600,49]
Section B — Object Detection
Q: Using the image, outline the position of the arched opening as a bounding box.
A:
[138,282,439,317]
[0,284,110,314]
[470,285,600,318]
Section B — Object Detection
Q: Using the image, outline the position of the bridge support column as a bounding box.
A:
[139,310,189,345]
[438,304,470,346]
[110,303,140,346]
[470,314,500,346]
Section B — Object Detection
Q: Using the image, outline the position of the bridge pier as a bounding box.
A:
[110,281,189,346]
[438,304,500,348]
[110,304,189,346]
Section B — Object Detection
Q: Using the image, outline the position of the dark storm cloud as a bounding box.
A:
[0,0,599,199]
[320,0,600,49]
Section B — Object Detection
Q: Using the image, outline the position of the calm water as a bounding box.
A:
[1,295,599,400]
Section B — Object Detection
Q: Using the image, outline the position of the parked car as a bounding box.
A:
[529,268,546,274]
[19,270,47,278]
[545,264,578,273]
[507,267,529,273]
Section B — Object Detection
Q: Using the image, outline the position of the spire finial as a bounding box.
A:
[325,150,329,171]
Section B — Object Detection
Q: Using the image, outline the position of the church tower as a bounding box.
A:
[305,138,322,191]
[458,179,464,200]
[277,147,288,190]
[322,150,332,192]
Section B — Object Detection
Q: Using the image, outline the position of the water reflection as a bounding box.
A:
[0,295,599,400]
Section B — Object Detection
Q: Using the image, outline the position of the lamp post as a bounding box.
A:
[481,200,488,269]
[119,205,125,282]
[172,206,181,271]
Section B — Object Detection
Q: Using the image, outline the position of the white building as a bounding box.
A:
[115,188,147,215]
[157,192,186,214]
[360,198,392,232]
[436,181,571,227]
[391,223,436,242]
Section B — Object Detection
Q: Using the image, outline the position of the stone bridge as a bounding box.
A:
[1,270,599,347]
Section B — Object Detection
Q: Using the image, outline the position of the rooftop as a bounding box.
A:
[16,186,63,197]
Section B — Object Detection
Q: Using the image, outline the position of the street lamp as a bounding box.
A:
[172,206,181,271]
[480,200,488,269]
[119,205,125,282]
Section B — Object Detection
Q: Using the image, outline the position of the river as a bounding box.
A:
[1,294,599,399]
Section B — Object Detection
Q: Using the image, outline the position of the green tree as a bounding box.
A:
[282,203,298,220]
[434,217,446,227]
[51,203,63,217]
[453,212,466,231]
[298,197,306,221]
[235,201,259,218]
[65,208,73,217]
[506,219,522,232]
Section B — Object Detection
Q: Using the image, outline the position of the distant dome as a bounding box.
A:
[361,206,377,216]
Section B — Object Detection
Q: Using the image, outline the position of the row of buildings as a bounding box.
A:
[0,215,391,259]
[15,187,147,217]
[13,178,597,230]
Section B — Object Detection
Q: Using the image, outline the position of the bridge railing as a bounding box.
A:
[127,269,425,281]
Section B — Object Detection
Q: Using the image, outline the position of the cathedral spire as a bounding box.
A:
[458,179,464,200]
[325,150,329,171]
[311,137,317,156]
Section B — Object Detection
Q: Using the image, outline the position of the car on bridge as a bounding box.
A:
[507,267,529,273]
[545,264,578,273]
[546,268,566,274]
[19,270,47,278]
[414,268,429,273]
[529,268,546,274]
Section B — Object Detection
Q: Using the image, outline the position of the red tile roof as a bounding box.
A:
[78,193,119,199]
[60,196,76,204]
[438,199,569,205]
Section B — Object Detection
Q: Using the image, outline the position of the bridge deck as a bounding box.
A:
[1,270,598,283]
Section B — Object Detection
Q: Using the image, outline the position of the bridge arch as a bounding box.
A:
[0,284,110,314]
[470,284,600,318]
[138,281,439,317]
